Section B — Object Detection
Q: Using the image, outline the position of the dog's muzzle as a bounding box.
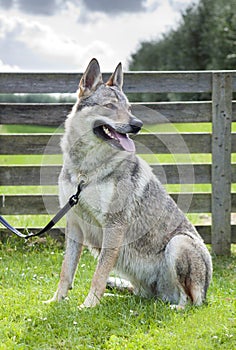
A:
[93,116,143,153]
[129,116,143,134]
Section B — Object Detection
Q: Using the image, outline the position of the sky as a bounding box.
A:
[0,0,195,72]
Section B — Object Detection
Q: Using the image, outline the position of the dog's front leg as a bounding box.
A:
[80,247,119,308]
[45,218,83,303]
[80,227,124,308]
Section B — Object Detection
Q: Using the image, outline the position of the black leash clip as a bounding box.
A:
[69,180,85,207]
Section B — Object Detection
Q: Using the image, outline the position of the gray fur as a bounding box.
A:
[47,58,212,308]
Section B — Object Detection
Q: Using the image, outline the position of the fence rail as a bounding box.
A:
[1,101,236,125]
[1,71,236,93]
[0,70,236,255]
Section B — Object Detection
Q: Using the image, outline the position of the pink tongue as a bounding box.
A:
[113,130,135,152]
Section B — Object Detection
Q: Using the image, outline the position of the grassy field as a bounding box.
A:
[0,123,235,349]
[0,237,235,349]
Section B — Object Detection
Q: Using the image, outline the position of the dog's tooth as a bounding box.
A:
[103,126,108,134]
[102,125,119,140]
[103,125,113,138]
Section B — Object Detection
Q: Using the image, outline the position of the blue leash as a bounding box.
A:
[0,181,84,239]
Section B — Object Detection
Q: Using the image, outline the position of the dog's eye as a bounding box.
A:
[104,103,117,110]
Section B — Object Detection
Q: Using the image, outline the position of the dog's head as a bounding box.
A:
[74,58,143,153]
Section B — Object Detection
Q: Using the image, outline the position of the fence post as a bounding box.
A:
[211,72,232,255]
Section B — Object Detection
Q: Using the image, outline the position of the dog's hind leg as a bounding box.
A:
[106,276,134,293]
[164,234,212,308]
[45,219,83,303]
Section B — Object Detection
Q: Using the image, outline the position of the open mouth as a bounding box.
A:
[93,122,135,152]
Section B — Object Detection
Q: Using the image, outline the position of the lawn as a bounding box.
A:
[0,237,235,349]
[0,122,235,349]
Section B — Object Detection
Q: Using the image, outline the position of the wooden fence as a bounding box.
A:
[0,71,236,255]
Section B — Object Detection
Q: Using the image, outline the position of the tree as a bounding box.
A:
[128,0,236,101]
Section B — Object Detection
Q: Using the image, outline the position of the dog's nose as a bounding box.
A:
[130,117,143,134]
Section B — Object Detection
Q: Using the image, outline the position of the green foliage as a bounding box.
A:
[128,0,236,102]
[0,238,235,349]
[130,0,236,71]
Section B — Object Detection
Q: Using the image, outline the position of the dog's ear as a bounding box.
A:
[106,62,123,89]
[79,58,103,97]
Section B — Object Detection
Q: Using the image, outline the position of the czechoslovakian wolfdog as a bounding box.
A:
[47,58,212,308]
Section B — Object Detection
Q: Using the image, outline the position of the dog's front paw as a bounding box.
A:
[78,303,87,310]
[43,292,67,304]
[43,297,56,304]
[78,301,97,309]
[79,293,100,309]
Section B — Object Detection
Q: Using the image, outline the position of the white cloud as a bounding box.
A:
[66,2,180,69]
[0,14,114,71]
[0,59,20,72]
[0,0,194,72]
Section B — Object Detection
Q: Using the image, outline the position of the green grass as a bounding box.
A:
[0,123,236,348]
[0,238,235,349]
[0,124,60,133]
